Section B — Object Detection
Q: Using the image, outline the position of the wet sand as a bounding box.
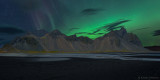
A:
[0,56,160,80]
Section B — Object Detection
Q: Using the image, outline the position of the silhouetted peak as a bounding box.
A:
[117,27,127,37]
[49,29,65,37]
[100,27,127,39]
[69,35,77,38]
[77,36,93,44]
[52,29,62,34]
[65,35,79,41]
[119,27,127,33]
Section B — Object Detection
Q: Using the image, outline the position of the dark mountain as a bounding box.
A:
[40,30,75,51]
[2,28,149,52]
[10,34,46,51]
[145,46,160,51]
[65,35,93,44]
[48,29,66,38]
[93,27,145,51]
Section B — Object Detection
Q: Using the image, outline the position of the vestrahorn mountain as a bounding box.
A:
[2,28,148,52]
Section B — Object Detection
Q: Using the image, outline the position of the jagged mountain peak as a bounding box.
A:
[77,36,93,44]
[65,35,93,44]
[65,35,78,41]
[3,27,148,52]
[118,27,127,37]
[48,29,66,38]
[120,27,127,32]
[68,35,77,38]
[51,29,63,34]
[102,27,127,38]
[10,34,45,51]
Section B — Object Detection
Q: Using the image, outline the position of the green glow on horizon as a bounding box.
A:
[57,0,160,46]
[31,0,160,46]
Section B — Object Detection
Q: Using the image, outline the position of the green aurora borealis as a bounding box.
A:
[1,0,160,46]
[59,0,160,46]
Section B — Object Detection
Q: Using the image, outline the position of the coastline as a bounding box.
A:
[0,56,160,80]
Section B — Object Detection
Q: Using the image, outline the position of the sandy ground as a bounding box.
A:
[0,53,160,80]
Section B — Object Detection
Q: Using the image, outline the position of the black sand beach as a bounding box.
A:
[0,56,160,80]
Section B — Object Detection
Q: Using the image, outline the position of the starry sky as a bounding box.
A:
[0,0,160,47]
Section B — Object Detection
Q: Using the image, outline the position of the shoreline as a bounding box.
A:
[0,56,160,80]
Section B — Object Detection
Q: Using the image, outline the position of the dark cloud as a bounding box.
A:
[75,20,130,36]
[104,20,130,30]
[90,20,130,35]
[0,26,25,35]
[87,31,104,35]
[98,20,130,31]
[131,27,151,32]
[81,8,104,15]
[97,33,105,35]
[68,28,80,32]
[107,26,124,31]
[75,32,88,35]
[75,30,102,35]
[86,20,130,36]
[87,33,96,35]
[153,30,160,36]
[75,32,104,36]
[92,29,101,34]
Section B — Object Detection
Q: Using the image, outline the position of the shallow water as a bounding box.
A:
[0,53,160,62]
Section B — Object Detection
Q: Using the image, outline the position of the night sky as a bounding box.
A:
[0,0,160,46]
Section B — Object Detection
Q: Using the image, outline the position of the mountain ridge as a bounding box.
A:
[1,28,149,53]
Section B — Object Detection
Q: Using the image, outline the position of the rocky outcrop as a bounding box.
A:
[93,27,146,51]
[40,30,76,51]
[10,34,45,51]
[4,28,148,52]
